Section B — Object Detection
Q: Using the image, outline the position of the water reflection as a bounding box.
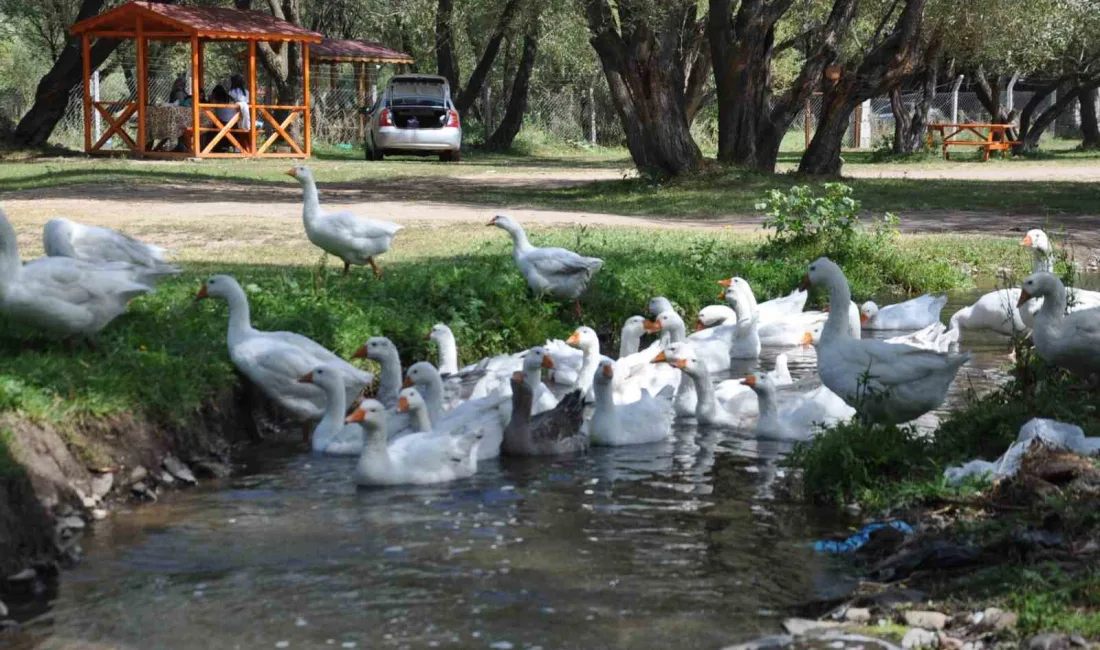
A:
[8,290,1028,650]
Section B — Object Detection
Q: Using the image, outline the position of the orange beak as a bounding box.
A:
[719,290,727,300]
[695,319,705,332]
[800,331,814,347]
[601,364,613,378]
[566,331,581,345]
[195,284,209,300]
[717,279,732,288]
[396,396,409,412]
[345,408,366,424]
[823,305,830,313]
[797,273,812,291]
[860,313,869,325]
[1021,234,1032,247]
[643,319,662,334]
[651,350,668,364]
[351,344,368,359]
[511,371,524,383]
[1016,289,1032,307]
[541,355,555,369]
[402,376,414,388]
[741,375,757,387]
[297,371,313,384]
[671,358,688,370]
[486,217,497,226]
[285,167,297,177]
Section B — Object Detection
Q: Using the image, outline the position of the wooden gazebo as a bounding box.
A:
[70,1,323,158]
[310,39,414,141]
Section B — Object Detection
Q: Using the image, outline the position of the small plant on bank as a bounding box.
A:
[757,183,860,249]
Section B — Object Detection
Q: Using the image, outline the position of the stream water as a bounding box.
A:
[1,289,1054,650]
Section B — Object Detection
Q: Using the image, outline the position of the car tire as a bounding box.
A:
[440,150,461,163]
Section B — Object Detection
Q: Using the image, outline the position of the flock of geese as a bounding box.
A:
[2,166,1099,488]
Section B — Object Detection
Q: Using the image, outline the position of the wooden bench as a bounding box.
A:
[926,123,1019,161]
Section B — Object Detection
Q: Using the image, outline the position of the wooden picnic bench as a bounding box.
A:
[926,123,1019,161]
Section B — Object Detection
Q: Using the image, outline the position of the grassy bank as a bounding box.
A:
[0,223,1027,430]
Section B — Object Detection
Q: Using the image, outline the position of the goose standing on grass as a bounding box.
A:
[0,208,158,345]
[1017,272,1100,379]
[501,373,587,456]
[801,258,970,425]
[345,399,480,486]
[297,364,366,455]
[196,275,372,437]
[287,166,402,278]
[859,294,947,330]
[590,360,675,446]
[487,214,603,316]
[43,218,179,279]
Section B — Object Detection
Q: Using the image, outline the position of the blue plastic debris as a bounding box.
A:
[813,521,914,553]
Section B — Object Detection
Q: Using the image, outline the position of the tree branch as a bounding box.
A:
[454,0,523,112]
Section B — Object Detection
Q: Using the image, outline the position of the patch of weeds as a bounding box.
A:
[957,563,1100,638]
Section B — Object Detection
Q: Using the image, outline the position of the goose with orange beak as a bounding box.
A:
[652,343,757,426]
[296,364,370,455]
[345,398,481,487]
[351,336,403,409]
[1016,271,1100,379]
[858,294,947,331]
[740,372,854,439]
[398,364,511,461]
[196,274,372,433]
[287,165,402,279]
[799,257,970,425]
[590,359,674,446]
[563,326,602,397]
[719,276,828,346]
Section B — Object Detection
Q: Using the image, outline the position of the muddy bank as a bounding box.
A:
[0,383,282,608]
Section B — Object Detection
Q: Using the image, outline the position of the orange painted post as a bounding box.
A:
[191,35,201,156]
[303,43,311,156]
[249,39,257,155]
[82,34,92,153]
[136,17,147,153]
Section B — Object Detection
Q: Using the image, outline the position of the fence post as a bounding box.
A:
[92,69,102,146]
[588,86,596,145]
[951,74,964,124]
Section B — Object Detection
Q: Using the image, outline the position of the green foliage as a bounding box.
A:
[959,563,1100,638]
[0,428,22,479]
[758,183,861,248]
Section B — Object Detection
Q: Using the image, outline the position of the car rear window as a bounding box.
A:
[390,80,446,107]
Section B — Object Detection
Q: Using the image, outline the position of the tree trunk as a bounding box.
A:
[10,0,115,147]
[799,0,930,175]
[1079,86,1100,150]
[452,0,522,113]
[708,0,859,172]
[580,0,702,177]
[485,18,539,151]
[1013,81,1088,154]
[971,66,1016,139]
[435,0,459,92]
[891,39,939,153]
[682,11,711,126]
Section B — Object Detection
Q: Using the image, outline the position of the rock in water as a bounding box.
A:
[163,456,198,485]
[903,611,948,630]
[90,472,114,500]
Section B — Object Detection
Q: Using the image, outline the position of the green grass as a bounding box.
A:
[0,226,1014,424]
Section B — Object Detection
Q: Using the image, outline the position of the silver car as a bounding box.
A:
[364,74,462,162]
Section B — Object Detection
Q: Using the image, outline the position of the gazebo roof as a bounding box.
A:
[311,39,415,64]
[70,1,323,42]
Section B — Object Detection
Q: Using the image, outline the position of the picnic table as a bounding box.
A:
[926,123,1018,161]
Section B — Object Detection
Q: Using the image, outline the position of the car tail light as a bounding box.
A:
[379,109,393,127]
[445,109,460,128]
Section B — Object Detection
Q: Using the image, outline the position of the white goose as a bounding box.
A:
[1019,229,1100,319]
[885,322,959,353]
[1017,272,1100,378]
[346,399,480,486]
[196,275,372,429]
[590,359,675,446]
[287,166,402,278]
[401,364,510,460]
[43,218,179,279]
[717,278,808,322]
[741,373,854,440]
[647,309,735,371]
[0,208,157,344]
[859,294,947,330]
[488,214,603,313]
[351,336,403,409]
[611,315,681,403]
[802,258,970,425]
[718,279,828,345]
[564,326,602,397]
[297,364,365,455]
[653,342,757,427]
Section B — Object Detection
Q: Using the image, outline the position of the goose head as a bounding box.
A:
[296,363,345,392]
[352,336,398,362]
[566,326,600,351]
[859,301,878,325]
[396,387,426,413]
[648,296,674,316]
[594,358,615,385]
[621,315,647,339]
[799,257,842,290]
[740,373,775,396]
[697,305,736,330]
[404,361,441,388]
[195,274,241,301]
[651,341,695,371]
[523,346,555,374]
[345,398,386,428]
[427,323,454,343]
[486,214,521,232]
[285,165,314,183]
[1017,271,1062,306]
[647,310,686,340]
[1020,229,1052,255]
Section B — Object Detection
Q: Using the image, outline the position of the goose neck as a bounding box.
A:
[821,276,853,343]
[417,375,446,421]
[619,330,641,357]
[376,351,403,406]
[299,177,323,224]
[436,334,459,375]
[223,283,254,340]
[690,366,716,417]
[523,367,543,394]
[1038,283,1067,321]
[409,404,434,431]
[313,383,347,450]
[576,344,600,392]
[1032,248,1055,274]
[0,213,21,294]
[504,223,534,255]
[360,422,390,457]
